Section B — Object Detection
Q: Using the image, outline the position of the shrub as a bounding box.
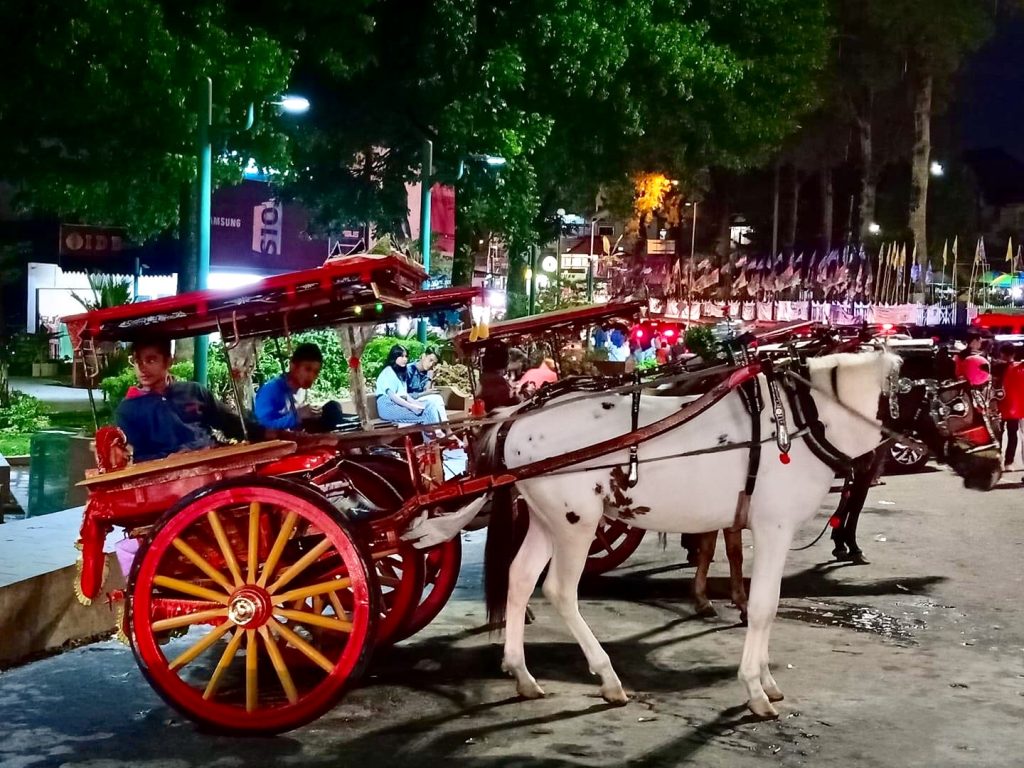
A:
[432,362,471,392]
[684,325,717,361]
[0,391,50,433]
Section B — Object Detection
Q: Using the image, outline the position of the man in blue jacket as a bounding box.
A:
[254,343,344,432]
[115,339,258,462]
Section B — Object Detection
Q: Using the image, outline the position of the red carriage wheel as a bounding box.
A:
[368,542,425,646]
[127,478,377,735]
[393,536,463,643]
[583,518,647,575]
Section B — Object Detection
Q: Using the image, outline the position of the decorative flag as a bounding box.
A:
[1007,237,1014,268]
[910,243,921,284]
[941,239,948,275]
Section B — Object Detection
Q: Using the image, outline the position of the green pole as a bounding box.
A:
[194,77,213,386]
[417,138,433,344]
[529,245,538,315]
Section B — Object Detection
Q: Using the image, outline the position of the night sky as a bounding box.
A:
[957,16,1024,159]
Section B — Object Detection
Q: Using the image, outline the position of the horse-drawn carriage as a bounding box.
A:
[63,257,1002,733]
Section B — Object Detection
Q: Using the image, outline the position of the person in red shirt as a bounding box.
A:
[517,358,558,397]
[997,345,1024,470]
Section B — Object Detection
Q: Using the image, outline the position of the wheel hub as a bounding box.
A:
[228,586,272,628]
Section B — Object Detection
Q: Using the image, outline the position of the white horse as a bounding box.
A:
[475,351,909,718]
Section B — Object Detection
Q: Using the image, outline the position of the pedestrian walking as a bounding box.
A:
[998,346,1024,470]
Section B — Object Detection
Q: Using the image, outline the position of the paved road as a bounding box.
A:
[1,466,1023,768]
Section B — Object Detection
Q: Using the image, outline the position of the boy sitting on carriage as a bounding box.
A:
[115,338,262,462]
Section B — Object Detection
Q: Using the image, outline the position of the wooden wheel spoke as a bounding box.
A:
[247,503,261,583]
[257,511,299,588]
[277,608,353,633]
[207,510,244,587]
[153,575,230,605]
[269,619,335,674]
[259,626,299,704]
[245,629,258,713]
[171,537,235,593]
[275,577,352,605]
[152,607,228,633]
[327,590,348,622]
[267,537,333,595]
[203,627,245,700]
[377,576,401,588]
[168,621,233,671]
[595,529,615,556]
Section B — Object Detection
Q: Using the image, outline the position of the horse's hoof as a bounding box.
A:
[600,684,629,705]
[747,697,779,719]
[695,602,718,619]
[517,680,546,699]
[738,610,749,626]
[849,552,869,565]
[765,687,785,703]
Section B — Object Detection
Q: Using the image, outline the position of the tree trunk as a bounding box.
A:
[175,183,197,363]
[709,168,732,263]
[784,164,800,254]
[505,240,529,318]
[908,72,933,261]
[856,98,877,242]
[820,166,834,255]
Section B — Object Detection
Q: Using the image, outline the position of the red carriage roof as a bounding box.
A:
[64,254,479,348]
[455,300,646,352]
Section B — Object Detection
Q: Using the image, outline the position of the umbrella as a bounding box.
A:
[978,270,1005,285]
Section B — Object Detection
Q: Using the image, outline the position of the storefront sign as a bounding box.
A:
[58,225,126,258]
[251,201,283,256]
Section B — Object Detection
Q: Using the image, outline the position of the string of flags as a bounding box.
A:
[669,236,1020,303]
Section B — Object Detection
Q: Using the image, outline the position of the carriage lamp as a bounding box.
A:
[375,301,384,313]
[353,305,363,315]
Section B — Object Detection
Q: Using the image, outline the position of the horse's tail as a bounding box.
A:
[484,486,529,626]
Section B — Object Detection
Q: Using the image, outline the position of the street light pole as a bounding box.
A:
[194,77,213,387]
[555,209,565,308]
[529,245,538,315]
[690,202,698,260]
[587,218,596,303]
[418,138,433,344]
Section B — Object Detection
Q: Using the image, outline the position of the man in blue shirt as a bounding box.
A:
[115,338,259,462]
[254,343,344,431]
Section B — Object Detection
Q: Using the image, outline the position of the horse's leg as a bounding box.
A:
[502,513,553,699]
[738,521,793,719]
[542,525,627,703]
[724,528,748,624]
[692,531,718,617]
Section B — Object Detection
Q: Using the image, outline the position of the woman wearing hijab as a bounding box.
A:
[375,344,447,427]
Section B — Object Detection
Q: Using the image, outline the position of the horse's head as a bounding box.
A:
[890,378,1002,491]
[805,350,902,460]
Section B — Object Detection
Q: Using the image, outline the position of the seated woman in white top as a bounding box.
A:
[375,344,447,427]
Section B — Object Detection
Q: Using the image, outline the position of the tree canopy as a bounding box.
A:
[0,0,294,238]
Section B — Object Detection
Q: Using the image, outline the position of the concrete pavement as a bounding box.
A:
[0,467,1022,767]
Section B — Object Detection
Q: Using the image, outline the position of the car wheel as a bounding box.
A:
[887,440,929,473]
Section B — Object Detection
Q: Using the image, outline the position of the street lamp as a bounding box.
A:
[275,95,311,114]
[588,210,609,303]
[868,222,882,235]
[685,201,699,260]
[194,79,310,386]
[555,208,566,308]
[930,161,945,177]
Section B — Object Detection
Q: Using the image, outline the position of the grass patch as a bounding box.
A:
[0,408,111,458]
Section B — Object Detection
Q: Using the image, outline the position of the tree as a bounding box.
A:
[854,0,993,257]
[0,0,294,239]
